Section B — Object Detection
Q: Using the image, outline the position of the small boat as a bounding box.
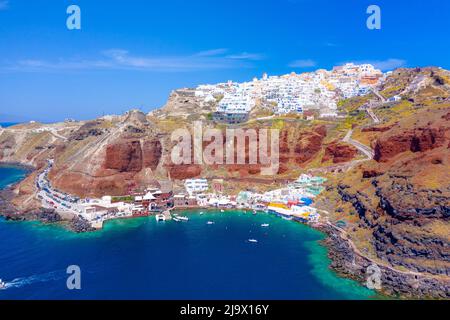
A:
[177,216,189,221]
[248,239,258,243]
[0,279,6,290]
[173,217,181,222]
[207,221,215,225]
[253,210,257,215]
[261,224,270,228]
[220,209,225,213]
[199,212,204,215]
[155,214,166,222]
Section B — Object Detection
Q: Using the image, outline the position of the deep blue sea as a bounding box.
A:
[0,166,376,300]
[0,122,19,128]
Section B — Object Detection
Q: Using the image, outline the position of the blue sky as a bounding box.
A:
[1,0,449,122]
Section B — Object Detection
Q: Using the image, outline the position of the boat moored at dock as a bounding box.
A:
[268,202,320,223]
[155,214,166,222]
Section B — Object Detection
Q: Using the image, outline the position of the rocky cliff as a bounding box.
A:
[324,69,450,293]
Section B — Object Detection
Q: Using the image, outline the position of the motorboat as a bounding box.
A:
[0,279,6,290]
[261,224,270,228]
[207,221,215,225]
[177,216,189,221]
[173,217,181,222]
[248,239,258,243]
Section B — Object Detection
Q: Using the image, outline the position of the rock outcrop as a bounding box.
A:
[104,140,143,172]
[374,127,448,162]
[323,142,358,164]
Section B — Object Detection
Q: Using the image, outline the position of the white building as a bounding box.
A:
[184,179,209,195]
[194,63,384,119]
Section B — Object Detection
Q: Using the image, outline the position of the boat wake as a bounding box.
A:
[3,269,66,290]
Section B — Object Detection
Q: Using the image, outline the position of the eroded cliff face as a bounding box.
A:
[104,140,144,172]
[336,107,450,277]
[323,142,358,164]
[277,125,327,173]
[49,112,164,197]
[374,126,448,162]
[0,111,357,198]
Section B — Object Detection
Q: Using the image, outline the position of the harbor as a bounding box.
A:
[34,162,327,231]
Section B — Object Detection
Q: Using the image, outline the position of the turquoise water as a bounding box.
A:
[0,166,376,300]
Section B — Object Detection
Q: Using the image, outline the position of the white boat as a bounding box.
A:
[0,279,6,290]
[207,221,215,225]
[177,216,189,221]
[220,209,225,213]
[248,239,258,243]
[155,214,166,222]
[173,217,181,222]
[199,212,204,215]
[261,224,270,228]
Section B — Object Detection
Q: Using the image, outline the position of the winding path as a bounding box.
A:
[366,108,380,124]
[309,129,374,174]
[343,129,375,160]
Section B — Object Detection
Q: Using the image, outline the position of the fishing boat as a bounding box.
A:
[155,214,166,222]
[0,279,6,290]
[261,224,270,228]
[248,239,258,243]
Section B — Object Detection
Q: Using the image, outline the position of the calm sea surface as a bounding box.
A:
[0,166,376,299]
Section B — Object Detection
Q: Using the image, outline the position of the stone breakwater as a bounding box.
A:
[318,224,450,299]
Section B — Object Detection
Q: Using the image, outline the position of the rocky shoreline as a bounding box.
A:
[0,163,95,233]
[318,224,450,300]
[0,188,96,233]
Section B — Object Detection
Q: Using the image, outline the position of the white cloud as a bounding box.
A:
[370,59,406,71]
[0,0,9,10]
[7,48,265,72]
[195,48,228,57]
[288,59,317,68]
[226,52,265,61]
[341,58,406,71]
